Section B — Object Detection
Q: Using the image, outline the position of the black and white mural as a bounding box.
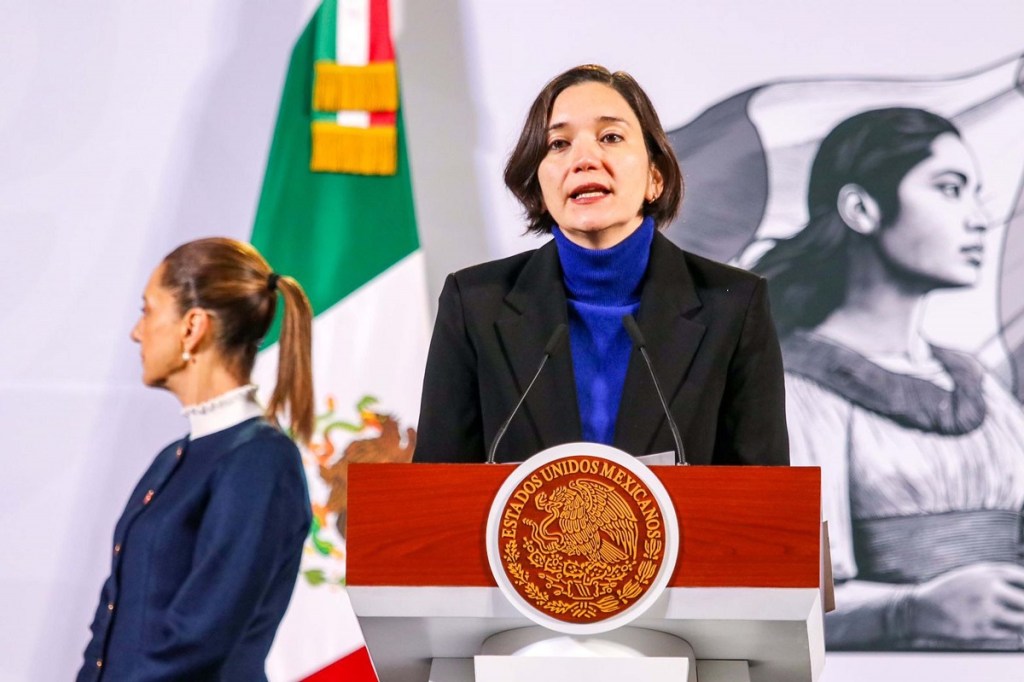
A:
[668,53,1024,651]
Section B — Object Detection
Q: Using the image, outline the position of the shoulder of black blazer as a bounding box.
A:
[423,232,783,464]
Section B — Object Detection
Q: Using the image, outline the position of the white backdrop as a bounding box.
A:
[1,1,1022,680]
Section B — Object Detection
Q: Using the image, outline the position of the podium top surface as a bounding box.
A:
[347,464,820,589]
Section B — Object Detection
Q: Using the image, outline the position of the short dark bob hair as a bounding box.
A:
[504,64,683,235]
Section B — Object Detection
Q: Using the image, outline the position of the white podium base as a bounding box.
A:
[351,585,822,682]
[475,655,688,682]
[474,626,694,682]
[429,657,750,682]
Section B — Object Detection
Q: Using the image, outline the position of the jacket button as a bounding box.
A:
[96,659,103,668]
[143,490,155,505]
[107,602,115,612]
[113,543,121,554]
[176,446,183,458]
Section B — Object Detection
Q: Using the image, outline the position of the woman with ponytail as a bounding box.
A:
[77,238,313,681]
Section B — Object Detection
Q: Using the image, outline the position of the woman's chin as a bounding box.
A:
[560,221,641,249]
[140,372,168,389]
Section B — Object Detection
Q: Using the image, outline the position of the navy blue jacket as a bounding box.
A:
[77,418,311,682]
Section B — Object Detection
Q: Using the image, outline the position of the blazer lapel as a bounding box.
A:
[495,241,582,450]
[614,234,706,456]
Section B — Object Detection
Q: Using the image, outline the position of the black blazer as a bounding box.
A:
[415,232,789,465]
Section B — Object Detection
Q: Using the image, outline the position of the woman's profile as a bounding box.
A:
[77,238,313,680]
[755,107,1024,650]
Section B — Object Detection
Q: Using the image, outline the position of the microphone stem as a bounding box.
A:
[487,353,551,464]
[486,324,567,464]
[639,346,688,466]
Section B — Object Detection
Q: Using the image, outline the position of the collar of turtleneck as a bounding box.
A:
[181,384,264,440]
[551,216,654,305]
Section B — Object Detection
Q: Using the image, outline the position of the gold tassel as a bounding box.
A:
[313,61,398,113]
[310,122,397,176]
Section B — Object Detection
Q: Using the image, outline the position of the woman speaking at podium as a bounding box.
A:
[415,65,789,465]
[77,238,313,681]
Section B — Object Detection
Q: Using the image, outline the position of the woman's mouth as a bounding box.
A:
[570,184,610,203]
[961,244,984,266]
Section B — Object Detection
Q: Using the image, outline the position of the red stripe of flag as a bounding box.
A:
[369,112,396,126]
[300,646,378,682]
[368,0,394,62]
[368,0,396,128]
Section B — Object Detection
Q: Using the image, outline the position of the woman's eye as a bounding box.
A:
[937,183,962,198]
[547,139,568,151]
[601,132,624,143]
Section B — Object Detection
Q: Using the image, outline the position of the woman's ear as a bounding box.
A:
[646,163,664,203]
[181,308,213,355]
[837,183,881,236]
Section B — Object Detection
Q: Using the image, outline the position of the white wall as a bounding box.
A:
[0,2,316,679]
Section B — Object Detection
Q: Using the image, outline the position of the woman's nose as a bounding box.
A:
[966,197,989,233]
[571,138,600,172]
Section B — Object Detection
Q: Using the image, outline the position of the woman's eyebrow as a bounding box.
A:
[931,170,968,184]
[547,115,631,132]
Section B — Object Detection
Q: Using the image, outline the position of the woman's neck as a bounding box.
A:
[181,383,263,439]
[167,360,247,408]
[814,248,933,362]
[552,216,654,304]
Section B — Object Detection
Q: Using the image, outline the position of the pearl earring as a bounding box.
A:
[182,350,192,362]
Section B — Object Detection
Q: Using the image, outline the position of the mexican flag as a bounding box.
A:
[251,0,427,679]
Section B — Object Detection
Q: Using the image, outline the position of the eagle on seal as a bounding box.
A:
[530,478,639,564]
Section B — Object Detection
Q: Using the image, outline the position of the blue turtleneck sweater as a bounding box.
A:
[552,217,654,444]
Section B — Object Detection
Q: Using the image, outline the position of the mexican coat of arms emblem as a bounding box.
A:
[487,443,679,634]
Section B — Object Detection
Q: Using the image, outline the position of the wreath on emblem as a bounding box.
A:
[502,477,664,620]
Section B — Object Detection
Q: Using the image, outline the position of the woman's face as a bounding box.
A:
[878,132,987,288]
[537,82,662,249]
[130,263,187,387]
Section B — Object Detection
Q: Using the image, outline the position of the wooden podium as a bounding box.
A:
[347,463,824,682]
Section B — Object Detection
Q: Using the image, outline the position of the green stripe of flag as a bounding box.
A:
[312,0,337,63]
[251,6,418,347]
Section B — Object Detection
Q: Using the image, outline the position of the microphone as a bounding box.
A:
[622,314,688,466]
[487,324,568,464]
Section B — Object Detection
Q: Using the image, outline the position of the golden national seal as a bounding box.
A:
[496,455,667,624]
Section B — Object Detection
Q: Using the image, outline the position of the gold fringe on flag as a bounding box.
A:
[313,61,398,113]
[310,121,397,176]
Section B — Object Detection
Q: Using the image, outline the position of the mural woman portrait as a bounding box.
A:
[754,107,1024,650]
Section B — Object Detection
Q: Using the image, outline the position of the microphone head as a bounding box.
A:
[621,314,646,349]
[544,323,568,355]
